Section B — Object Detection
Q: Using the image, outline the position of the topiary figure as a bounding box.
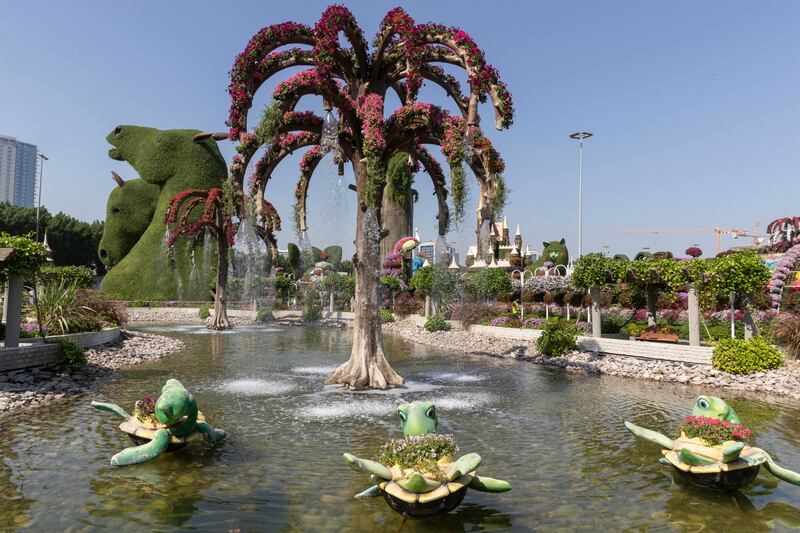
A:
[98,174,159,268]
[100,126,226,300]
[529,239,569,271]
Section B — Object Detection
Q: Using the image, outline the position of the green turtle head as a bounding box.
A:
[692,396,741,424]
[155,379,192,425]
[397,401,438,437]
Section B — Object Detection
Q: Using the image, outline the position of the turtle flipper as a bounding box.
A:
[762,452,800,486]
[624,421,674,449]
[658,457,671,466]
[110,428,170,466]
[342,453,392,480]
[721,441,745,463]
[195,421,226,444]
[397,472,440,493]
[469,475,511,493]
[354,485,381,498]
[447,453,482,481]
[91,400,130,419]
[679,447,716,466]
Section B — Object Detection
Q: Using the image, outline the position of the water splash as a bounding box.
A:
[220,379,296,396]
[320,110,339,153]
[291,366,338,375]
[232,220,268,303]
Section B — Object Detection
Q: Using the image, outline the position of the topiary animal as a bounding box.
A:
[100,126,226,299]
[529,239,569,271]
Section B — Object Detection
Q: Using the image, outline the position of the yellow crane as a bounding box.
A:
[611,227,764,254]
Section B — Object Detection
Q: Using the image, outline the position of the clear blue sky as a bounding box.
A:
[1,1,798,258]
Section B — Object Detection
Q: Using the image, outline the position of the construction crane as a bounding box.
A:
[611,227,765,254]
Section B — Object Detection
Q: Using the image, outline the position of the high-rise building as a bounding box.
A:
[0,135,39,208]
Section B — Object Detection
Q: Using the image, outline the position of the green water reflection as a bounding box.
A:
[0,325,799,531]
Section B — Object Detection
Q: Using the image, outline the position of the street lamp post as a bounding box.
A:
[569,132,593,258]
[36,153,49,242]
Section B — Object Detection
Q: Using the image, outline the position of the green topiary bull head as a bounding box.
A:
[98,172,159,268]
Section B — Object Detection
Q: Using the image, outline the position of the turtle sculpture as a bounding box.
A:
[343,401,510,519]
[625,395,800,490]
[92,379,226,466]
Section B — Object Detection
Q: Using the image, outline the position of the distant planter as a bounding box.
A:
[636,326,679,344]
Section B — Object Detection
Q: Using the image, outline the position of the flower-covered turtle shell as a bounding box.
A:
[118,412,208,447]
[663,435,768,475]
[379,456,476,505]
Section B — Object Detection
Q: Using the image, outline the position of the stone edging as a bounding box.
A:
[0,328,121,372]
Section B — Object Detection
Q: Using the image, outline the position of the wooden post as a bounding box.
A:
[425,295,431,318]
[688,284,700,346]
[590,285,602,338]
[2,275,24,348]
[329,291,335,313]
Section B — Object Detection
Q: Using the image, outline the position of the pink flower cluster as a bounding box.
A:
[227,23,314,137]
[356,93,386,156]
[378,8,424,98]
[312,5,366,78]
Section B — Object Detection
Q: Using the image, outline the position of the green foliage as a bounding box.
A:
[323,245,343,267]
[466,268,512,300]
[339,259,354,274]
[380,308,394,323]
[376,433,458,482]
[536,319,579,356]
[571,253,625,290]
[53,339,86,372]
[411,266,462,311]
[600,312,629,334]
[321,272,355,300]
[256,305,274,323]
[712,337,783,374]
[386,152,414,207]
[491,174,508,219]
[302,286,322,323]
[450,163,466,225]
[410,266,435,295]
[380,275,403,292]
[703,251,771,299]
[622,323,646,337]
[39,265,96,287]
[30,280,98,335]
[530,239,569,270]
[0,203,105,270]
[0,232,48,281]
[198,303,212,319]
[254,102,282,144]
[287,243,302,277]
[274,275,295,300]
[424,314,451,332]
[98,179,159,268]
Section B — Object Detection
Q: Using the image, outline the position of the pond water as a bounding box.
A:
[2,325,800,531]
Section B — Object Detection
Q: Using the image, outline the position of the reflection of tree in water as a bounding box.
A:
[85,446,226,528]
[0,422,35,528]
[662,475,800,531]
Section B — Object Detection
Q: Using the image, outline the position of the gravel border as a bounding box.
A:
[0,330,184,415]
[384,320,800,402]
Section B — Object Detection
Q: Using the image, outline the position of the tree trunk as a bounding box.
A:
[326,160,403,390]
[646,287,657,328]
[380,188,413,260]
[2,275,23,348]
[209,233,230,330]
[687,284,700,346]
[590,285,602,338]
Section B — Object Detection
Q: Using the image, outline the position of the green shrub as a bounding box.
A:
[302,287,322,323]
[536,319,579,357]
[424,314,451,332]
[39,265,96,287]
[712,337,783,374]
[256,306,274,323]
[622,323,645,337]
[198,303,212,319]
[129,300,149,308]
[771,313,800,360]
[380,308,394,323]
[53,339,86,372]
[601,313,628,334]
[30,280,98,335]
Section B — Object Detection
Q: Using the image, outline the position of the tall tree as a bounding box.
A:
[226,6,513,389]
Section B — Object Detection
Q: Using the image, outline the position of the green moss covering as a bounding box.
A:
[98,178,159,268]
[386,152,413,208]
[100,126,226,300]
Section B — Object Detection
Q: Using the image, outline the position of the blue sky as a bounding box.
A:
[1,1,798,258]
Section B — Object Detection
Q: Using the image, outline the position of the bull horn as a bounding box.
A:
[193,132,230,143]
[111,171,125,187]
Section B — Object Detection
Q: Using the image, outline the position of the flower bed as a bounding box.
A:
[678,416,751,446]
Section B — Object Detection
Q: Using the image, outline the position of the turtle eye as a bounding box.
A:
[397,410,406,422]
[698,398,710,409]
[426,406,435,418]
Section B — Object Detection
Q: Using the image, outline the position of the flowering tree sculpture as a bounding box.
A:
[165,188,235,329]
[226,6,514,389]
